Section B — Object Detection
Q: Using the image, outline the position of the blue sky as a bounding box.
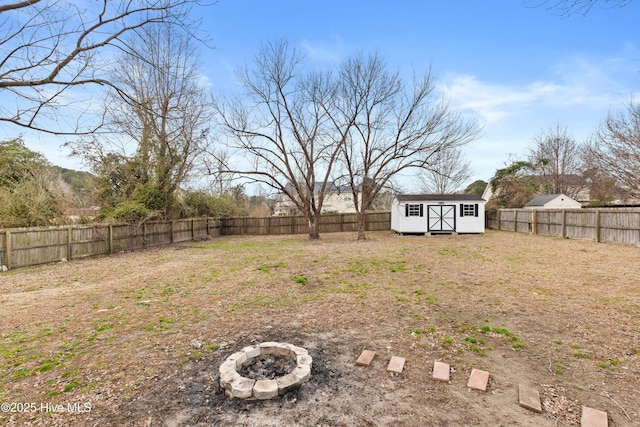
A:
[202,0,639,189]
[6,0,640,190]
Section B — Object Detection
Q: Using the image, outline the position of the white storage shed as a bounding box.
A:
[391,194,486,235]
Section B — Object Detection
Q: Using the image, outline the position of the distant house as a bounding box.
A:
[391,194,486,235]
[273,183,360,216]
[524,194,582,210]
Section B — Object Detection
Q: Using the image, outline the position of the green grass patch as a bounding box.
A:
[292,275,308,286]
[256,261,287,273]
[62,378,83,393]
[464,337,486,345]
[573,352,592,359]
[407,327,436,337]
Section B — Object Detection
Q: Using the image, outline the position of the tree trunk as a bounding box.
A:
[356,212,367,241]
[308,215,321,240]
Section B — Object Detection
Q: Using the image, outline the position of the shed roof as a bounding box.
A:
[525,194,575,207]
[395,194,485,202]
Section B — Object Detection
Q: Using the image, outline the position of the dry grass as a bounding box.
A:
[0,230,638,426]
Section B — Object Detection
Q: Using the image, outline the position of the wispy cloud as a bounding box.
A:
[441,53,635,128]
[298,38,347,63]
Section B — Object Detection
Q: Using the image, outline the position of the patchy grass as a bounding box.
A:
[0,231,638,426]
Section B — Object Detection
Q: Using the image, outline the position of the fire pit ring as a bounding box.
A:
[219,342,312,399]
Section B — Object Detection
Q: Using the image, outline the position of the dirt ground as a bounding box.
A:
[0,230,638,426]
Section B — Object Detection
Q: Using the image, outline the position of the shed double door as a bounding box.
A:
[427,205,456,232]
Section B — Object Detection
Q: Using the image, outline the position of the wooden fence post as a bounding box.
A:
[67,226,72,260]
[595,210,601,243]
[4,230,11,270]
[531,210,537,234]
[562,210,567,238]
[108,225,113,254]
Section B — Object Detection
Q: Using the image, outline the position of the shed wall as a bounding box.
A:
[391,199,485,233]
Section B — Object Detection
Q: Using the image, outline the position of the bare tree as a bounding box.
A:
[330,53,481,240]
[417,147,473,194]
[0,0,206,135]
[213,40,342,240]
[530,0,631,16]
[67,22,212,219]
[201,149,237,196]
[528,122,585,198]
[586,99,640,199]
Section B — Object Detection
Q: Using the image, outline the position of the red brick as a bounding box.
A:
[387,356,405,373]
[467,368,489,391]
[432,361,450,382]
[355,349,376,366]
[581,406,608,427]
[518,384,542,413]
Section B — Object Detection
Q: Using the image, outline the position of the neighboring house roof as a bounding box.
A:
[525,193,580,207]
[395,194,486,202]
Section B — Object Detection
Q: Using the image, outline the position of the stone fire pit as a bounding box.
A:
[219,342,312,399]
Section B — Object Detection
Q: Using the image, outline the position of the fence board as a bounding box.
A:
[0,212,391,270]
[487,208,640,246]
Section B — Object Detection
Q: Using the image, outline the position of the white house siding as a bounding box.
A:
[321,192,359,214]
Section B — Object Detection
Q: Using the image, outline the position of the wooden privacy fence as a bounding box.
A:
[486,208,640,246]
[0,212,390,270]
[220,211,390,236]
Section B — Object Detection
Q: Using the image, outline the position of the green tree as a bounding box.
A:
[464,180,488,197]
[0,138,63,227]
[182,190,246,218]
[488,160,538,208]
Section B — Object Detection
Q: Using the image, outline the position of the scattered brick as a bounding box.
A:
[355,350,376,366]
[432,361,450,383]
[467,368,489,391]
[387,356,406,373]
[581,406,608,427]
[518,384,542,413]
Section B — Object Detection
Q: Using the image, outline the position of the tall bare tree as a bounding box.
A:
[67,23,212,219]
[417,147,473,194]
[213,40,342,239]
[0,0,206,135]
[330,53,481,240]
[528,122,584,198]
[586,99,640,199]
